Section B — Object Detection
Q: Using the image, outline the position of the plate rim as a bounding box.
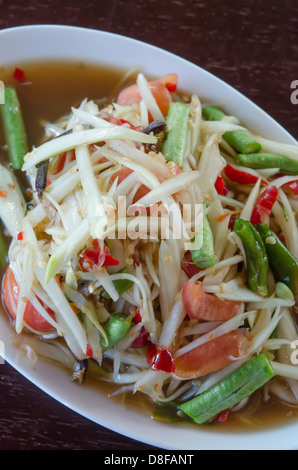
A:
[0,23,297,450]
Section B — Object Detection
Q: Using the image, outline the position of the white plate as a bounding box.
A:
[0,24,297,450]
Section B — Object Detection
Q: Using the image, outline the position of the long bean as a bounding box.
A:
[162,101,190,167]
[0,87,28,169]
[202,105,261,154]
[233,218,269,297]
[256,223,298,296]
[179,354,275,424]
[235,152,298,175]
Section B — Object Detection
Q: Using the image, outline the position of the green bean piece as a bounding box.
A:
[101,267,133,299]
[223,130,261,154]
[162,101,190,167]
[202,106,261,154]
[102,313,132,352]
[191,214,215,269]
[0,229,8,268]
[235,152,298,175]
[202,106,225,121]
[0,87,28,169]
[255,223,298,296]
[233,218,269,297]
[179,354,275,424]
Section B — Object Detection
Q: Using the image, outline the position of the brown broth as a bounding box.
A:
[0,60,297,433]
[0,60,136,153]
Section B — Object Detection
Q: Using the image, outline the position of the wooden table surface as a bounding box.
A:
[0,0,297,451]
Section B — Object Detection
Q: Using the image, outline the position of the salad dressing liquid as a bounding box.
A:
[0,60,297,432]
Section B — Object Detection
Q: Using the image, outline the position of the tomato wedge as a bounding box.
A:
[182,282,242,321]
[2,267,55,332]
[174,330,250,379]
[116,73,178,118]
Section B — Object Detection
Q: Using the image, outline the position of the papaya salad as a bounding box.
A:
[0,70,298,427]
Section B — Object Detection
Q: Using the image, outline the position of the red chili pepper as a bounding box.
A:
[13,67,26,83]
[159,73,178,93]
[250,185,278,225]
[181,250,203,279]
[86,344,93,358]
[215,174,229,195]
[146,344,175,373]
[108,115,144,132]
[278,177,298,197]
[224,164,268,186]
[17,231,24,241]
[131,308,150,348]
[79,241,119,272]
[213,409,230,423]
[131,326,150,348]
[133,307,142,324]
[272,173,298,198]
[101,246,120,267]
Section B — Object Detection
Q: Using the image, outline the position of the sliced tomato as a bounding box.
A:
[182,281,242,321]
[133,184,150,203]
[110,166,133,185]
[2,267,55,332]
[174,330,249,379]
[116,73,178,118]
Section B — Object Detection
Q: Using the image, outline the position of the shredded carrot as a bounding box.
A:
[70,303,79,315]
[0,190,7,197]
[216,210,239,223]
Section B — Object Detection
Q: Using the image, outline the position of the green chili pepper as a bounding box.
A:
[255,223,298,296]
[101,267,134,299]
[162,101,190,167]
[179,354,275,425]
[0,87,28,169]
[235,152,298,175]
[202,105,261,154]
[102,313,132,352]
[190,213,215,269]
[233,218,269,297]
